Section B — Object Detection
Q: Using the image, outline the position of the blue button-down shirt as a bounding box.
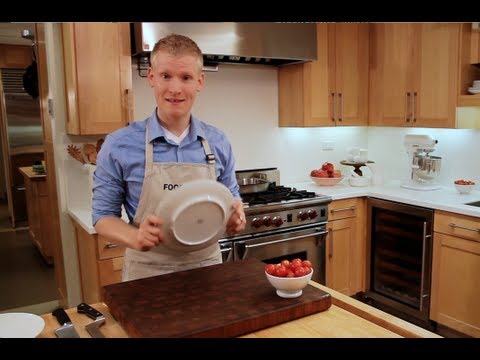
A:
[92,111,240,226]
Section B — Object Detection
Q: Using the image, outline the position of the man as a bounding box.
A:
[92,33,246,281]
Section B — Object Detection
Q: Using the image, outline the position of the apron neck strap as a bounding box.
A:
[145,119,217,167]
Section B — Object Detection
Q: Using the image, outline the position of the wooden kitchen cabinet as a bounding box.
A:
[19,167,54,265]
[62,23,133,135]
[72,221,125,303]
[431,210,480,337]
[369,23,460,128]
[471,29,480,64]
[457,23,480,108]
[0,44,32,68]
[279,23,369,127]
[326,198,367,296]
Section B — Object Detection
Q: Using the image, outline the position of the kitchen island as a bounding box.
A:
[38,281,440,338]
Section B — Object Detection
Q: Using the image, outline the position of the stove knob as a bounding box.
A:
[272,216,283,227]
[251,217,262,228]
[262,216,272,227]
[307,209,318,219]
[297,211,308,221]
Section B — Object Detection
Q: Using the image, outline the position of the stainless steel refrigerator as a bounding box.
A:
[0,68,44,227]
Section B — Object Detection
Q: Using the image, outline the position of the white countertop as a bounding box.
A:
[67,206,129,235]
[68,180,480,235]
[288,179,480,218]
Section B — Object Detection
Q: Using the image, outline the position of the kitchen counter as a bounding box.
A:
[67,206,129,235]
[68,179,480,235]
[38,281,440,338]
[289,179,480,218]
[18,166,46,179]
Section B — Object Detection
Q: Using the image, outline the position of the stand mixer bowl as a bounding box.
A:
[413,155,442,181]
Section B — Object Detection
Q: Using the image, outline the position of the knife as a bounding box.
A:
[52,307,80,338]
[77,302,106,338]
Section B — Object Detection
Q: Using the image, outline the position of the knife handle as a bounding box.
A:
[53,307,73,326]
[77,302,104,320]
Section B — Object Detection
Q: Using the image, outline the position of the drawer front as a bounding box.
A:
[434,210,480,243]
[98,257,124,287]
[97,235,125,259]
[329,198,358,221]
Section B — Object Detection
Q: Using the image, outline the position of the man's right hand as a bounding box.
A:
[134,214,165,251]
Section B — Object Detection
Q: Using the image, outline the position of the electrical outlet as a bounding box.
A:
[322,141,334,151]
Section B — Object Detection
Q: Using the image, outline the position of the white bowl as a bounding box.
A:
[467,88,480,95]
[349,176,370,187]
[310,176,343,186]
[455,184,475,194]
[265,269,313,298]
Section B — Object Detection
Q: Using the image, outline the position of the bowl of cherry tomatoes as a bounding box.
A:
[264,258,314,298]
[454,179,476,194]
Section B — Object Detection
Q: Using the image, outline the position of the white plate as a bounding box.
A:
[468,88,480,94]
[0,312,45,338]
[155,179,235,252]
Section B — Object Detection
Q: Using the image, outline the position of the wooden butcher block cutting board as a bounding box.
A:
[103,258,331,338]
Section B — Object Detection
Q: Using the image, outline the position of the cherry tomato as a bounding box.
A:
[290,259,303,270]
[275,266,288,277]
[302,260,313,269]
[294,267,307,277]
[281,259,290,268]
[265,264,276,275]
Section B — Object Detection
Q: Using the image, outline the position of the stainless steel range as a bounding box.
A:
[220,168,332,284]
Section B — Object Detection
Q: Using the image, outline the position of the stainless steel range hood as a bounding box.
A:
[131,22,317,67]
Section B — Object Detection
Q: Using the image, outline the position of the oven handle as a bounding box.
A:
[240,228,328,260]
[220,244,233,262]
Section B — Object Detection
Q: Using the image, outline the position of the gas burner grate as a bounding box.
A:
[241,185,316,206]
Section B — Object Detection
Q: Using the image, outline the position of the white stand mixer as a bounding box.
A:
[401,134,442,191]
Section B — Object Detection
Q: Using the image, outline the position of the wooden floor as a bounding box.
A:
[0,199,58,314]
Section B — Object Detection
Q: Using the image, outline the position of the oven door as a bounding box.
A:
[233,224,327,284]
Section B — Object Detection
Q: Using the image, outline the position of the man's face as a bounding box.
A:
[147,51,204,123]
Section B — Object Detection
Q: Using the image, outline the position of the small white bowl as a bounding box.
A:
[467,88,480,95]
[310,176,343,186]
[265,269,313,298]
[349,176,370,187]
[455,184,475,194]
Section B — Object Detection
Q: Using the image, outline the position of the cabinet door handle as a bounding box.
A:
[328,228,333,258]
[330,206,356,213]
[331,92,336,123]
[419,221,431,312]
[105,243,119,249]
[412,92,417,123]
[448,223,480,233]
[124,89,132,125]
[405,92,410,122]
[338,93,343,122]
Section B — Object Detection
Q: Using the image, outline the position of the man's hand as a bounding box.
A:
[226,199,246,235]
[134,214,165,251]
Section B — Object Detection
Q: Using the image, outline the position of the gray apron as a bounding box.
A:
[122,121,222,281]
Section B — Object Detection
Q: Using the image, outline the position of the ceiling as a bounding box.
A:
[0,23,35,45]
